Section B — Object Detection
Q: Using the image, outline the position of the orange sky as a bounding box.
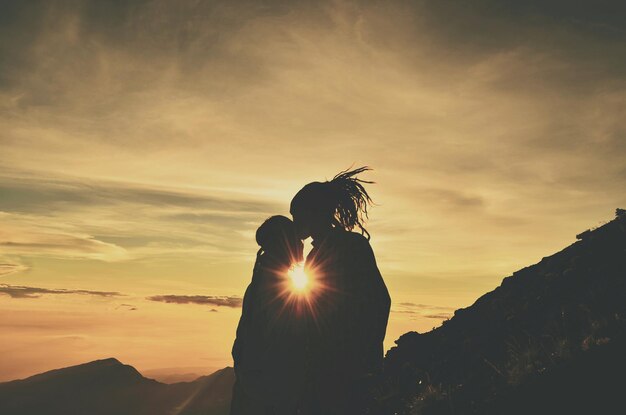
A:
[1,0,625,381]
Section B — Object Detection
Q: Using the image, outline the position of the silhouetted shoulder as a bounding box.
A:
[334,230,374,259]
[336,229,370,245]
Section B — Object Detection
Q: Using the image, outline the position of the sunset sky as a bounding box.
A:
[1,0,625,381]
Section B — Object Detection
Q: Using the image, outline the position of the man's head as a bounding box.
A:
[290,182,335,240]
[290,167,374,241]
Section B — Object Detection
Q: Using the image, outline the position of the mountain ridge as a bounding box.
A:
[2,357,147,385]
[0,358,235,415]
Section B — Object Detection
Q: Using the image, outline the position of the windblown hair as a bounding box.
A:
[291,166,374,239]
[328,166,374,239]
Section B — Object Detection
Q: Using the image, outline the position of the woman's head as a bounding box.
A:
[290,166,373,240]
[256,215,304,267]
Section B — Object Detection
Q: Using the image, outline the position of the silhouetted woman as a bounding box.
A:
[230,216,306,415]
[290,167,391,415]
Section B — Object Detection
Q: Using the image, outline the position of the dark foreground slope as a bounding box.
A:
[384,209,626,415]
[0,358,234,415]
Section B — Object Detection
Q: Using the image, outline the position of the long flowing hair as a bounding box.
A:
[290,166,375,239]
[328,166,374,239]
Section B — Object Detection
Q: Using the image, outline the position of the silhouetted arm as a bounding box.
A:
[232,278,256,370]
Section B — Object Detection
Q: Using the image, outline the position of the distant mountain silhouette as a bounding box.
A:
[383,209,626,414]
[0,358,234,415]
[142,366,218,384]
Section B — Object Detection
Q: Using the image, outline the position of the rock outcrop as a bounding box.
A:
[383,209,626,414]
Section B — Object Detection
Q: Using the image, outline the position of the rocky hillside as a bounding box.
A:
[383,209,626,414]
[0,358,234,415]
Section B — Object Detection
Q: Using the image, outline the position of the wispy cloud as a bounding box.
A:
[424,313,453,320]
[0,211,129,261]
[0,174,280,262]
[0,262,28,277]
[0,284,122,299]
[397,302,456,311]
[391,302,455,320]
[0,175,280,215]
[147,294,243,308]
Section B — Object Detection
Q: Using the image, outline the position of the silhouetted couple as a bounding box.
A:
[231,167,391,415]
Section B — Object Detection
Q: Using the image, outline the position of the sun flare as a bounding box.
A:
[288,264,310,293]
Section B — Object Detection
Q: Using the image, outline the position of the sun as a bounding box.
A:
[288,263,310,293]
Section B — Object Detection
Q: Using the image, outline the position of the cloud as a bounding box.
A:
[417,188,485,210]
[0,213,129,261]
[397,302,456,311]
[391,302,455,321]
[0,284,122,299]
[147,294,243,308]
[0,174,280,215]
[0,173,280,262]
[424,313,453,320]
[0,262,28,277]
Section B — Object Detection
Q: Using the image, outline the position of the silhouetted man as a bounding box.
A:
[290,167,391,415]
